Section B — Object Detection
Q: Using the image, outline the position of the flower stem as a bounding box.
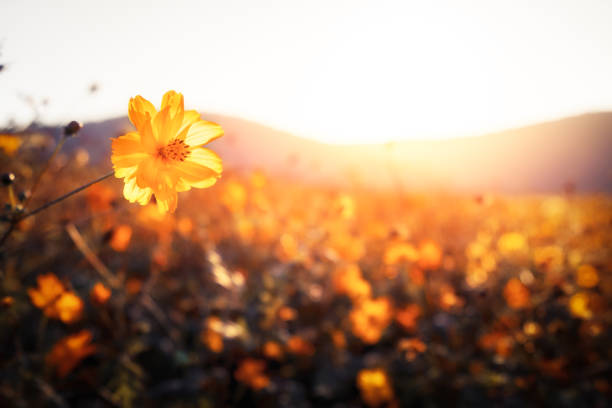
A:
[21,171,115,220]
[7,185,16,209]
[0,171,115,248]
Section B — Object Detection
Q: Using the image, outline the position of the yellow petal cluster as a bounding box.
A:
[111,91,223,213]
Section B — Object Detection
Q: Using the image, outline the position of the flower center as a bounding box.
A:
[157,139,190,162]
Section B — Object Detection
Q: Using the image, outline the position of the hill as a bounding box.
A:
[70,112,612,193]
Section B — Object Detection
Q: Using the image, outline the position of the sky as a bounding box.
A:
[1,0,611,144]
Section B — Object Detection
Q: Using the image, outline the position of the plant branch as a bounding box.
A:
[21,171,115,220]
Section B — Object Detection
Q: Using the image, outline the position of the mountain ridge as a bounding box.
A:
[68,111,612,193]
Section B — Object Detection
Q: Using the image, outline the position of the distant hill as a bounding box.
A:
[69,112,612,193]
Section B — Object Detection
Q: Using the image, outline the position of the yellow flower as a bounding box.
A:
[357,368,394,406]
[0,134,22,156]
[111,91,223,213]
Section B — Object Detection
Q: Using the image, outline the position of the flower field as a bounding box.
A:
[0,125,610,406]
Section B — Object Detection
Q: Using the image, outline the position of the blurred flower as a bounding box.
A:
[201,329,224,353]
[287,335,315,356]
[497,232,528,258]
[90,282,111,305]
[418,240,442,270]
[523,321,541,337]
[398,337,427,361]
[1,296,14,308]
[54,293,84,324]
[395,304,421,332]
[234,359,269,390]
[439,284,464,310]
[111,91,223,213]
[334,193,356,219]
[357,368,394,407]
[350,297,393,344]
[0,134,21,156]
[384,242,418,265]
[569,292,593,319]
[46,330,96,378]
[278,306,297,321]
[28,273,83,324]
[479,331,514,358]
[109,224,132,252]
[262,341,284,360]
[221,180,247,213]
[333,263,371,300]
[503,278,530,309]
[575,264,599,288]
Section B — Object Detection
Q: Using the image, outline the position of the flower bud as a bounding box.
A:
[64,121,83,137]
[17,190,30,202]
[1,173,15,186]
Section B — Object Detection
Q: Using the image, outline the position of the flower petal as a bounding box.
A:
[184,120,223,147]
[111,132,149,171]
[152,105,183,146]
[123,177,153,205]
[161,91,184,119]
[154,185,178,213]
[187,147,223,174]
[176,110,202,138]
[128,96,156,130]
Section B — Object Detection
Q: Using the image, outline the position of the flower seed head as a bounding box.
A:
[17,189,30,202]
[1,172,15,186]
[64,121,83,137]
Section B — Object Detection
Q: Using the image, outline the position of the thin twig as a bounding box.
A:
[0,223,16,248]
[22,171,115,220]
[0,171,115,249]
[65,223,120,289]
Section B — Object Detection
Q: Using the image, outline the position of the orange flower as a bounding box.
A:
[234,359,270,390]
[418,240,442,270]
[357,368,394,407]
[575,264,599,288]
[262,341,284,360]
[287,335,315,356]
[109,224,132,252]
[46,330,96,378]
[398,338,427,361]
[395,304,421,331]
[201,329,224,353]
[0,134,21,156]
[111,91,223,213]
[333,264,371,300]
[90,282,111,305]
[503,278,531,309]
[28,273,83,324]
[383,242,418,265]
[350,297,393,344]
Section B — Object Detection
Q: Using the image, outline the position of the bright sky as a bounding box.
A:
[1,0,611,144]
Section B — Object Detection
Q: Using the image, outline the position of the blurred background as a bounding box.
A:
[0,1,611,408]
[1,0,612,192]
